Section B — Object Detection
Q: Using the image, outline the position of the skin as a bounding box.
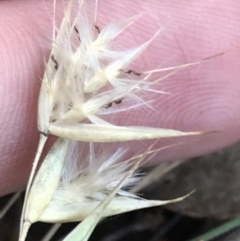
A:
[0,0,240,195]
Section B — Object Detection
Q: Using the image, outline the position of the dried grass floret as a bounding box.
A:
[39,143,192,223]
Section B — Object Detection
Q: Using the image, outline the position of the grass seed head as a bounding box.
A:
[39,143,190,223]
[39,1,165,129]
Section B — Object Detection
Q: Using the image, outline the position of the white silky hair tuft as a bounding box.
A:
[54,142,141,206]
[42,0,169,127]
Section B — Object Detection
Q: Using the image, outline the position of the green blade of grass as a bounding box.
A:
[188,217,240,241]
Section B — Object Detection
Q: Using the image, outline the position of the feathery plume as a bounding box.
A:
[38,142,192,223]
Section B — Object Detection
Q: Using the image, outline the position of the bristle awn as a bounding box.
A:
[49,123,205,142]
[19,138,70,241]
[143,51,225,75]
[62,145,148,241]
[126,51,226,103]
[0,192,22,219]
[124,142,182,164]
[125,51,226,102]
